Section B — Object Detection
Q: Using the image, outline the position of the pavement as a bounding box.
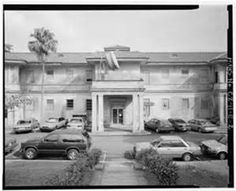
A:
[91,159,147,185]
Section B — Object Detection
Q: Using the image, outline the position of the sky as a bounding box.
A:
[5,5,228,53]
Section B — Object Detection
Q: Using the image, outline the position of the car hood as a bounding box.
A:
[14,124,31,128]
[22,138,42,145]
[42,122,56,127]
[68,122,82,126]
[201,140,227,150]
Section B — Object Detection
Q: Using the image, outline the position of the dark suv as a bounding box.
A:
[20,130,91,160]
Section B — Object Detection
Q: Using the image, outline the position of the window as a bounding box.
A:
[182,98,189,109]
[181,69,189,76]
[66,69,73,78]
[170,141,187,147]
[215,72,219,83]
[86,70,92,82]
[144,98,151,118]
[44,134,58,142]
[67,99,74,109]
[161,69,169,78]
[46,70,54,79]
[162,98,169,110]
[201,99,208,110]
[46,99,54,111]
[86,99,92,111]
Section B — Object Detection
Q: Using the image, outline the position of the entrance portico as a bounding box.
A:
[92,91,144,133]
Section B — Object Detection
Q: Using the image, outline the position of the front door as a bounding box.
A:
[112,108,123,124]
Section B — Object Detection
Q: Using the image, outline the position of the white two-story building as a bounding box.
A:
[5,45,228,133]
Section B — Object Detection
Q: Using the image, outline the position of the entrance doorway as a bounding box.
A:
[112,108,123,124]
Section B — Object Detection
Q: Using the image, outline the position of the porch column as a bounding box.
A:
[139,93,144,131]
[92,93,97,132]
[98,94,104,132]
[132,93,138,133]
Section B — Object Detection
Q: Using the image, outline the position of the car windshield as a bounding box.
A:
[70,118,83,123]
[46,118,58,123]
[175,119,185,123]
[17,120,31,125]
[217,136,227,145]
[199,120,212,125]
[160,120,171,125]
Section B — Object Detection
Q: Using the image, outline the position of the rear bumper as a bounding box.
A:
[201,127,217,132]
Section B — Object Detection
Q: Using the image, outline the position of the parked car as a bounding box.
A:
[144,118,174,133]
[187,119,218,133]
[5,138,17,154]
[134,136,201,161]
[13,118,40,133]
[72,114,88,126]
[20,129,91,160]
[200,134,227,160]
[208,116,220,126]
[40,117,67,132]
[67,117,84,130]
[168,118,188,132]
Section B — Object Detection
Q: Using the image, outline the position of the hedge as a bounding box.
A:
[136,148,179,186]
[45,148,102,186]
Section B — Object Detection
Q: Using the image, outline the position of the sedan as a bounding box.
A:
[40,117,67,132]
[168,118,188,132]
[200,135,227,160]
[67,117,84,130]
[13,118,40,133]
[134,136,201,161]
[20,129,90,160]
[187,119,218,133]
[145,118,174,133]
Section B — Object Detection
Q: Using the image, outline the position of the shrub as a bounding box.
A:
[88,148,102,168]
[135,148,178,186]
[45,148,102,186]
[124,150,135,160]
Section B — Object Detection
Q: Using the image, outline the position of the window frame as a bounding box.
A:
[182,98,189,109]
[46,99,54,111]
[66,99,74,110]
[181,69,189,76]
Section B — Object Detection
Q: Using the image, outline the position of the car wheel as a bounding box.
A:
[182,153,192,161]
[218,152,227,160]
[24,148,37,160]
[67,149,79,160]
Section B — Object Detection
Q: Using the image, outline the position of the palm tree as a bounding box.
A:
[28,28,58,123]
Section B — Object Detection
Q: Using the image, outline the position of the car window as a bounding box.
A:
[151,138,161,146]
[70,118,83,123]
[218,136,227,145]
[59,117,65,121]
[17,120,31,124]
[158,142,173,148]
[170,141,187,147]
[44,134,58,142]
[61,134,85,143]
[175,119,185,123]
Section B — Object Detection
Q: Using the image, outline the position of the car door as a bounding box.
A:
[37,134,60,155]
[155,141,173,158]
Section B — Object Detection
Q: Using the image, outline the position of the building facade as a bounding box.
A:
[5,45,228,132]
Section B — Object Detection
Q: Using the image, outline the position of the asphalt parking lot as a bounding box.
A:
[5,128,226,161]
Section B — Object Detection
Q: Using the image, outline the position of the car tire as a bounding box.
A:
[67,149,79,160]
[218,152,227,160]
[182,153,192,161]
[24,148,37,160]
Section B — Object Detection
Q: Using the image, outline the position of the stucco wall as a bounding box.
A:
[23,93,91,122]
[103,62,141,80]
[144,92,213,121]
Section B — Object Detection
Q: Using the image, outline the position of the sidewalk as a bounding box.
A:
[90,158,147,185]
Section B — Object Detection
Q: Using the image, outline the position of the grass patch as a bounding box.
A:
[178,165,228,187]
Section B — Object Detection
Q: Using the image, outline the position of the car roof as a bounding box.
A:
[160,136,183,141]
